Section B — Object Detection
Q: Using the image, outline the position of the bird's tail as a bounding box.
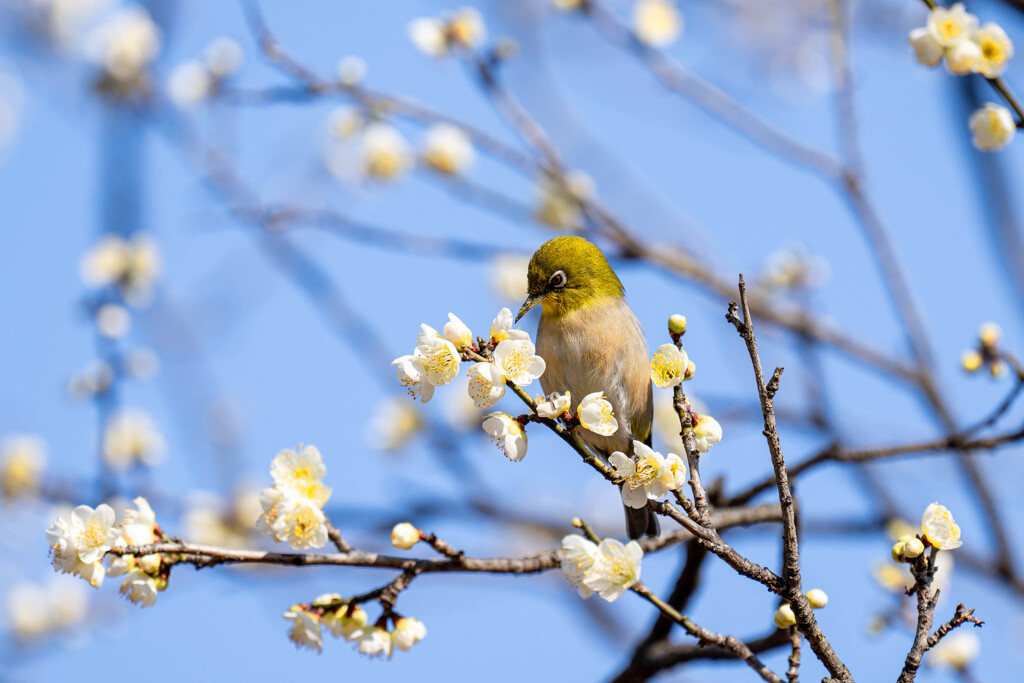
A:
[624,503,660,539]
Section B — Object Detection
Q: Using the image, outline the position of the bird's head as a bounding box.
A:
[516,236,625,322]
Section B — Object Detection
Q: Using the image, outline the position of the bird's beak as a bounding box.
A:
[516,293,544,323]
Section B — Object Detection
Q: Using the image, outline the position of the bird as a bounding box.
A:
[516,235,658,539]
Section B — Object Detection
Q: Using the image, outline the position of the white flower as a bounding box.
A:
[467,362,506,408]
[442,312,474,349]
[929,631,980,670]
[408,18,448,57]
[560,534,599,598]
[122,496,157,546]
[773,603,797,628]
[416,327,462,386]
[360,122,412,180]
[447,7,486,49]
[392,617,427,651]
[913,26,942,67]
[167,60,211,108]
[946,39,983,75]
[80,235,130,287]
[535,171,593,230]
[806,588,828,609]
[969,103,1016,152]
[96,303,131,338]
[489,307,531,343]
[119,568,158,607]
[102,409,165,470]
[284,606,323,653]
[270,445,331,507]
[392,354,435,403]
[491,255,530,301]
[337,55,367,87]
[535,391,571,419]
[690,414,722,453]
[47,504,120,587]
[255,488,329,550]
[322,603,367,639]
[204,37,244,78]
[482,412,528,462]
[367,397,423,450]
[634,0,683,48]
[493,339,545,386]
[577,392,618,436]
[921,502,962,550]
[354,625,393,658]
[87,7,161,82]
[7,583,49,641]
[391,522,420,549]
[422,123,476,175]
[1,434,46,499]
[974,23,1014,78]
[610,441,671,508]
[663,452,686,490]
[926,4,978,48]
[582,538,643,602]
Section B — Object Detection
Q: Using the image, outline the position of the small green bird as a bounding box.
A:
[516,236,658,539]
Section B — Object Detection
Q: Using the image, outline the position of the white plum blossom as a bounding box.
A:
[102,409,165,470]
[354,625,393,658]
[946,39,983,75]
[582,538,643,602]
[422,123,476,175]
[46,504,121,587]
[1,434,46,500]
[909,28,944,67]
[408,18,448,57]
[467,362,506,408]
[322,603,367,639]
[926,4,978,48]
[284,606,324,653]
[118,568,158,607]
[650,344,689,389]
[391,522,420,550]
[367,397,422,450]
[690,414,723,453]
[360,122,412,180]
[491,255,530,301]
[560,534,599,598]
[337,55,367,86]
[204,37,244,78]
[492,339,545,386]
[634,0,682,48]
[256,488,329,550]
[416,325,461,386]
[442,312,474,350]
[969,103,1016,152]
[490,307,531,343]
[577,392,618,436]
[392,354,435,403]
[87,7,161,82]
[482,412,528,462]
[975,23,1014,77]
[929,631,980,670]
[167,60,211,108]
[392,617,428,651]
[663,452,686,490]
[270,445,331,507]
[921,502,962,550]
[610,441,673,509]
[535,391,571,419]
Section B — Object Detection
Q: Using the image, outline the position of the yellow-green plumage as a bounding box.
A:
[517,236,657,538]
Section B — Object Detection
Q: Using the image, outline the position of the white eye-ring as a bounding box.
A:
[548,270,567,289]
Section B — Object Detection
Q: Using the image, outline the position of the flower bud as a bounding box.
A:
[902,536,925,559]
[979,322,1002,349]
[773,603,796,629]
[668,314,687,336]
[137,554,161,574]
[960,350,983,373]
[683,360,696,381]
[391,522,421,550]
[891,539,908,562]
[806,588,828,609]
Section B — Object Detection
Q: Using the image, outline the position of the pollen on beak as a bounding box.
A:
[516,293,544,322]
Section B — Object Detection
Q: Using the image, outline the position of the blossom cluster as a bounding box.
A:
[167,37,244,109]
[45,497,168,606]
[961,321,1007,377]
[80,233,161,307]
[284,596,426,658]
[560,534,643,602]
[909,4,1017,152]
[408,7,486,57]
[255,446,333,550]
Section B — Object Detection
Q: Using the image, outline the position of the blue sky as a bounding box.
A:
[2,0,1023,681]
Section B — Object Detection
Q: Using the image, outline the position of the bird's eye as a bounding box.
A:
[548,270,567,289]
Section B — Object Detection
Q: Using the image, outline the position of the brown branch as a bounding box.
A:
[787,627,801,683]
[898,551,942,683]
[927,603,985,649]
[727,276,852,682]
